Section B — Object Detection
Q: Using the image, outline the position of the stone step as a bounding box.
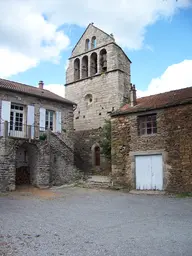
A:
[129,190,165,195]
[78,175,112,189]
[80,182,113,189]
[87,175,111,183]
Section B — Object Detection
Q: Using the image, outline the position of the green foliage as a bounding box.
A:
[176,192,192,198]
[39,133,47,141]
[100,119,111,159]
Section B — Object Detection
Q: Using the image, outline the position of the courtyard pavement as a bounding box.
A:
[0,187,192,256]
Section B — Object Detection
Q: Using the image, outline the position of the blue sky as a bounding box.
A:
[0,0,192,97]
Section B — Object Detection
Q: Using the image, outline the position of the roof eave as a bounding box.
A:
[0,87,76,106]
[111,99,192,117]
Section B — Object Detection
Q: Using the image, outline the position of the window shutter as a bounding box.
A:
[56,111,62,133]
[0,101,11,136]
[39,108,46,131]
[27,105,35,138]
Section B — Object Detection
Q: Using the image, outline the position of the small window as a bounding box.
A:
[138,114,157,136]
[85,39,90,51]
[85,94,93,105]
[45,110,54,131]
[91,36,96,49]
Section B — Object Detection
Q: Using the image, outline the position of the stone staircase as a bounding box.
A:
[78,175,113,189]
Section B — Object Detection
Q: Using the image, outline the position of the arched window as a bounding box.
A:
[100,49,107,73]
[90,52,97,76]
[74,58,80,81]
[82,55,88,78]
[85,39,90,51]
[91,36,96,49]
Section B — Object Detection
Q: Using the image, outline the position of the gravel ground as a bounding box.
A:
[0,187,192,256]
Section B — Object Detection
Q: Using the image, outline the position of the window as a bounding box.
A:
[85,94,93,105]
[138,114,157,135]
[45,110,54,131]
[90,52,97,75]
[74,58,80,80]
[85,39,90,51]
[82,55,88,78]
[91,36,96,49]
[100,49,107,72]
[10,103,24,132]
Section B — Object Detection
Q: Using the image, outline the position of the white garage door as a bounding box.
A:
[135,154,163,190]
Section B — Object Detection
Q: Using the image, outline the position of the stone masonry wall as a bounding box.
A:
[111,104,192,192]
[0,138,16,191]
[74,129,111,174]
[67,71,127,131]
[0,133,78,191]
[49,132,79,185]
[71,24,114,58]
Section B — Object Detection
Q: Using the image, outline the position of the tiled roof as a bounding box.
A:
[0,78,76,105]
[113,86,192,116]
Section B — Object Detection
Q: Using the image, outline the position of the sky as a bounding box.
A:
[0,0,192,98]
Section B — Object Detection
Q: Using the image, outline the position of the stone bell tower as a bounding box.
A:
[65,23,132,172]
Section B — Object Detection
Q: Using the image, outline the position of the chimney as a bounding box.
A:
[38,80,44,89]
[130,83,137,106]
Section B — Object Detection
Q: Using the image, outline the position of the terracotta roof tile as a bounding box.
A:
[113,86,192,116]
[0,78,76,105]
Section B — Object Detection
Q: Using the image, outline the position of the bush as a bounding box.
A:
[100,119,111,159]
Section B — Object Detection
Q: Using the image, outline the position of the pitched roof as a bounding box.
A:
[0,78,76,105]
[112,86,192,116]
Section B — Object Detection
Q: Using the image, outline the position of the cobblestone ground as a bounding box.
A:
[0,187,192,256]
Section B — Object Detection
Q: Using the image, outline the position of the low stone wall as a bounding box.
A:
[49,133,79,185]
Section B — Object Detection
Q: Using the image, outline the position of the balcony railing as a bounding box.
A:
[0,121,48,140]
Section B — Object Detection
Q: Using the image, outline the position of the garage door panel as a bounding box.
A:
[151,155,163,190]
[136,156,151,190]
[135,154,163,190]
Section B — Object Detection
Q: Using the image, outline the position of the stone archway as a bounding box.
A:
[15,142,39,187]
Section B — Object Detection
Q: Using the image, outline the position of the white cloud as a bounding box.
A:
[0,0,191,77]
[137,60,192,97]
[0,0,70,78]
[44,84,65,98]
[0,48,38,78]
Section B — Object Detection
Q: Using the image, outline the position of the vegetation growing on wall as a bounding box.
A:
[100,119,111,159]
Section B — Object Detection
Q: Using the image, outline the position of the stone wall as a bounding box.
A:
[71,24,115,58]
[66,71,128,131]
[74,129,111,174]
[49,132,79,185]
[0,131,79,191]
[0,138,16,191]
[111,104,192,192]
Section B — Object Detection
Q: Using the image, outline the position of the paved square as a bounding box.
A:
[0,187,192,256]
